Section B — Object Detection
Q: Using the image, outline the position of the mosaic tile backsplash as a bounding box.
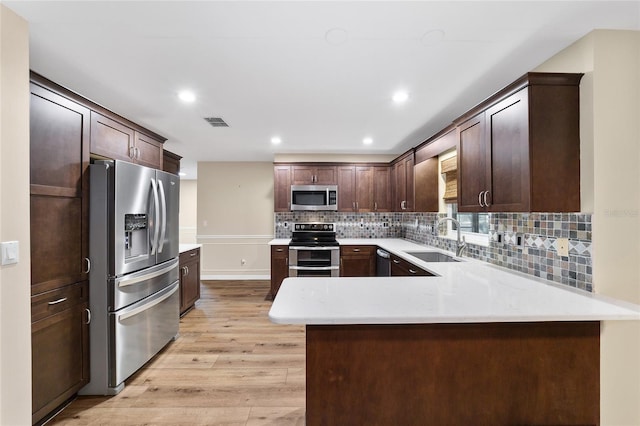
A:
[274,211,593,292]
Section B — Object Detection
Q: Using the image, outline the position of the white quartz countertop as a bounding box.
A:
[179,243,202,253]
[268,238,640,325]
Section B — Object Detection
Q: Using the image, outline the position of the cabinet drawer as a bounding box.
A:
[31,281,88,323]
[390,255,432,276]
[340,245,376,256]
[179,247,200,263]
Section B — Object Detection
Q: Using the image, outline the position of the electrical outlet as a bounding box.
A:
[556,238,569,257]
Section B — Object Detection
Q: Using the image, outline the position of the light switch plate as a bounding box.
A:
[556,238,569,257]
[1,241,19,265]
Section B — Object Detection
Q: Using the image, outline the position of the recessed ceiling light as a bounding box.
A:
[392,90,409,104]
[363,137,373,145]
[178,90,196,103]
[271,136,282,145]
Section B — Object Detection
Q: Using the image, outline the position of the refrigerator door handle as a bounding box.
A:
[150,178,160,255]
[116,260,178,288]
[157,179,167,254]
[117,281,178,322]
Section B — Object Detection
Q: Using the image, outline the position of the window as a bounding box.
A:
[449,204,489,234]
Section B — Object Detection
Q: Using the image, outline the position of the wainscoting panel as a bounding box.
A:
[197,235,272,279]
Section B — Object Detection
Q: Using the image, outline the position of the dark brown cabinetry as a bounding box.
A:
[273,165,292,212]
[179,248,201,315]
[414,126,457,213]
[163,150,182,175]
[340,246,376,277]
[91,112,164,169]
[390,254,433,276]
[391,151,415,212]
[270,245,289,299]
[291,164,337,185]
[338,165,391,212]
[455,73,582,213]
[29,74,91,424]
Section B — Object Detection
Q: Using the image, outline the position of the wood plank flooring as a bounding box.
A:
[47,280,306,425]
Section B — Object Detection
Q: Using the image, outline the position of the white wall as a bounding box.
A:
[0,5,32,424]
[196,162,274,279]
[536,29,640,425]
[179,179,197,244]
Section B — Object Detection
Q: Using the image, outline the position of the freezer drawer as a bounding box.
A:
[109,281,179,387]
[111,258,179,311]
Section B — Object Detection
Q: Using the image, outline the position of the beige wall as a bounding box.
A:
[0,5,32,424]
[179,180,197,244]
[196,162,274,278]
[536,29,640,425]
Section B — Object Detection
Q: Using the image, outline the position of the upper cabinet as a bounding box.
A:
[337,165,390,212]
[414,126,457,213]
[291,164,337,185]
[163,150,182,175]
[91,112,164,169]
[455,73,582,212]
[391,151,415,211]
[274,165,292,212]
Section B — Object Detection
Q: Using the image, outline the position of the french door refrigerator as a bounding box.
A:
[80,160,180,395]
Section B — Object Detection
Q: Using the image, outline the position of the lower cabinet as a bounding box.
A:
[31,282,89,424]
[390,254,433,276]
[340,245,376,277]
[270,245,289,299]
[179,248,201,315]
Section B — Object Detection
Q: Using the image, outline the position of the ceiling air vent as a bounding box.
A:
[204,117,229,127]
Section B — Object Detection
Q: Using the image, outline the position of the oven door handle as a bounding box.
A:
[289,266,339,271]
[288,246,339,251]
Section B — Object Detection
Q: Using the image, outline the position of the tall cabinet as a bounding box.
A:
[29,74,91,424]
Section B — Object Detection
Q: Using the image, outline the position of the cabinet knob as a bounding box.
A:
[374,202,377,211]
[478,191,485,207]
[392,259,400,264]
[190,252,196,257]
[483,191,491,207]
[352,248,360,252]
[83,257,91,274]
[85,308,91,325]
[409,269,417,274]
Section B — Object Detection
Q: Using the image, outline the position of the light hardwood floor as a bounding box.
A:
[48,280,306,425]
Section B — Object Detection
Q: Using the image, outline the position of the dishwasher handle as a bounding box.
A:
[376,249,390,259]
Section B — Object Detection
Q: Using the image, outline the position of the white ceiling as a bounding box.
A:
[5,1,640,179]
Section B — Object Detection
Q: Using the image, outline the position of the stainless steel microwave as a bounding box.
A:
[290,185,338,211]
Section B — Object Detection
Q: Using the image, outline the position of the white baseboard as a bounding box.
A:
[201,274,270,281]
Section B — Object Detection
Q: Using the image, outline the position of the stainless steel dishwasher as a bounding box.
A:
[376,248,391,276]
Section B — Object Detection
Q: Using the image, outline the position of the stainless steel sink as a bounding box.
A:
[405,251,460,262]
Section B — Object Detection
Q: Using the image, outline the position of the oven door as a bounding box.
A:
[289,246,339,277]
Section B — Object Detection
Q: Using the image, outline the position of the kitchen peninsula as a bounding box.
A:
[269,239,640,426]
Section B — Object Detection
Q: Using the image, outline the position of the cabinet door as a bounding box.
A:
[270,246,289,298]
[274,165,291,212]
[485,89,530,212]
[457,113,488,212]
[355,166,374,212]
[179,255,200,315]
[404,155,415,212]
[414,158,439,212]
[390,255,432,276]
[340,246,376,277]
[32,299,89,424]
[373,166,391,212]
[395,160,406,211]
[30,83,90,295]
[134,132,163,169]
[314,166,337,184]
[90,112,136,162]
[291,165,315,184]
[163,150,182,175]
[337,166,356,211]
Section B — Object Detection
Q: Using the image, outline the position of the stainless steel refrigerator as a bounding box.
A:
[80,160,180,395]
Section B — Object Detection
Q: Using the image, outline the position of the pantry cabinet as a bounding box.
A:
[29,73,91,424]
[274,165,292,212]
[455,72,582,213]
[340,245,376,277]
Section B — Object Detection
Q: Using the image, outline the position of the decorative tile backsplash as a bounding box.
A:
[275,211,593,292]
